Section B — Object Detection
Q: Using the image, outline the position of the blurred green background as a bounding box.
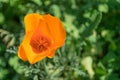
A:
[0,0,120,80]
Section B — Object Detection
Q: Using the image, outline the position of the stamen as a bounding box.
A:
[30,36,51,53]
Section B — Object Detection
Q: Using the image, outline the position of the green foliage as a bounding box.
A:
[0,0,120,80]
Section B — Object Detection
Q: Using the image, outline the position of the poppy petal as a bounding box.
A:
[18,44,28,61]
[24,13,43,33]
[47,49,55,58]
[22,33,50,64]
[32,19,54,46]
[43,14,66,48]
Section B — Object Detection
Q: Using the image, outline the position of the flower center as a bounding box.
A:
[30,36,51,53]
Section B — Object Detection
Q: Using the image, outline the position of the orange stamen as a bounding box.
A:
[30,36,51,53]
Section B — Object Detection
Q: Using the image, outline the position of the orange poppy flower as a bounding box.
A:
[18,13,66,64]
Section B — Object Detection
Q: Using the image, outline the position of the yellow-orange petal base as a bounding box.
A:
[18,13,66,64]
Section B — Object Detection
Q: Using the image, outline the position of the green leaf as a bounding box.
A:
[0,13,5,24]
[51,5,61,17]
[98,4,109,13]
[33,75,39,80]
[81,12,102,37]
[81,56,94,79]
